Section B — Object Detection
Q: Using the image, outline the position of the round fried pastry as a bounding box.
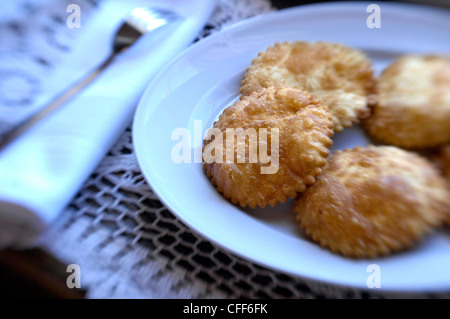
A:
[240,41,375,132]
[295,145,449,258]
[203,87,333,209]
[365,55,450,149]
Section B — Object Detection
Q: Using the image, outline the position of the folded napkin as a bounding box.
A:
[0,0,216,249]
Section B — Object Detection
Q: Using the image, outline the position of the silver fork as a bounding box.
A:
[0,7,180,152]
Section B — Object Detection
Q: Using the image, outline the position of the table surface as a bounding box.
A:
[1,0,450,299]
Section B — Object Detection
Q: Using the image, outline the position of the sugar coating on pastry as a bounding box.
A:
[295,145,449,258]
[365,55,450,149]
[203,87,333,209]
[240,41,375,132]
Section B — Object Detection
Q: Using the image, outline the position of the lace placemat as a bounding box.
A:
[7,0,447,299]
[0,0,101,131]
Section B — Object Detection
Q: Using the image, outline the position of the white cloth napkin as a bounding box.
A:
[0,0,216,249]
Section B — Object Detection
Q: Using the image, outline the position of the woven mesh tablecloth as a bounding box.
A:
[5,0,449,299]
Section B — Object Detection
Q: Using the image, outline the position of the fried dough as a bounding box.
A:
[240,41,375,132]
[430,145,450,227]
[295,146,449,258]
[365,55,450,149]
[203,87,333,208]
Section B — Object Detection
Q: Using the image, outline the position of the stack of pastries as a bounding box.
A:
[203,40,450,258]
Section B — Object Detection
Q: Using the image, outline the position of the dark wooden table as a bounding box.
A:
[0,248,86,298]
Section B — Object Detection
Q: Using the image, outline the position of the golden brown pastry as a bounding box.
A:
[430,145,450,227]
[240,41,375,132]
[295,145,450,258]
[203,87,333,208]
[436,145,450,181]
[365,55,450,149]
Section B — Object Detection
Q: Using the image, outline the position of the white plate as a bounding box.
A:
[133,2,450,292]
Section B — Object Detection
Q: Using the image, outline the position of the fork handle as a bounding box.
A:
[0,53,116,153]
